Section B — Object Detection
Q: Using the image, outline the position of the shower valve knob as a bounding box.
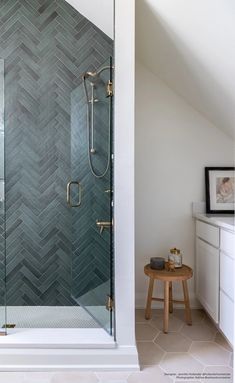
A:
[96,220,112,234]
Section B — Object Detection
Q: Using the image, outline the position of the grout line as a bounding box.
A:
[152,330,160,342]
[186,349,207,367]
[212,330,218,341]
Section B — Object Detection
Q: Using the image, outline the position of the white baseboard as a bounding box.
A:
[135,292,201,309]
[0,346,140,371]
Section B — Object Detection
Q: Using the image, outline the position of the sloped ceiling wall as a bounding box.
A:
[136,0,235,138]
[65,0,113,38]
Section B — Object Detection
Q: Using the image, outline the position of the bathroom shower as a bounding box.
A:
[0,0,114,335]
[83,61,114,178]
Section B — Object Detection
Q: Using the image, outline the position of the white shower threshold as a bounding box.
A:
[0,328,139,371]
[0,328,115,348]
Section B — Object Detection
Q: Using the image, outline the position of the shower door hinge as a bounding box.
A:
[106,80,113,97]
[106,295,114,312]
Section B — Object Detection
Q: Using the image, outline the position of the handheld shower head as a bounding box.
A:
[84,71,97,78]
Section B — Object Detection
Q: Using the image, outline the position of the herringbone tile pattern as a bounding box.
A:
[0,0,113,306]
[71,78,112,301]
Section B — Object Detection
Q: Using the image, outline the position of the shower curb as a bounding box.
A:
[0,345,139,371]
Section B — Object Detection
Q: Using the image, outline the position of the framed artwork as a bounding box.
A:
[205,167,235,214]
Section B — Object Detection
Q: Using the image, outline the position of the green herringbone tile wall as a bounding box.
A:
[0,0,113,306]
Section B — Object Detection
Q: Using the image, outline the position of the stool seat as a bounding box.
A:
[144,263,193,281]
[144,263,193,333]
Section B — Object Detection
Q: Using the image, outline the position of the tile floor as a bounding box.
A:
[0,309,233,383]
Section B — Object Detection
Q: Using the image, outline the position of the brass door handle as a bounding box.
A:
[67,181,82,207]
[96,220,112,234]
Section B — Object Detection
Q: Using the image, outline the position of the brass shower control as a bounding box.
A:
[106,80,113,97]
[96,220,112,234]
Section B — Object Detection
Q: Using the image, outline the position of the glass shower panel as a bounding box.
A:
[2,0,113,332]
[0,59,6,334]
[71,58,114,335]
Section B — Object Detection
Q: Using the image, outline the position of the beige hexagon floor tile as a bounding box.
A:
[137,341,165,365]
[229,353,233,368]
[136,323,159,341]
[155,332,192,352]
[23,372,54,383]
[160,352,204,374]
[175,381,201,383]
[135,309,147,323]
[50,372,98,383]
[203,365,233,383]
[135,309,158,323]
[151,314,184,332]
[181,322,216,341]
[214,331,233,352]
[173,309,205,324]
[127,365,173,383]
[98,381,127,383]
[202,315,217,329]
[95,372,131,382]
[150,308,164,317]
[0,373,25,383]
[189,341,231,366]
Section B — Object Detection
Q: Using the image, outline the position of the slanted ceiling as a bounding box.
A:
[136,0,235,139]
[65,0,113,39]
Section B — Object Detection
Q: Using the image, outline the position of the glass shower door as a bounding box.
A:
[70,58,114,335]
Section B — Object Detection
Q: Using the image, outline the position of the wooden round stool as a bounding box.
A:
[144,263,193,333]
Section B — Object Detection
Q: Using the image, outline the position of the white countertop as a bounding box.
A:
[195,213,235,232]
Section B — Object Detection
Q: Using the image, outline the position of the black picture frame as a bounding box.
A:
[205,167,235,214]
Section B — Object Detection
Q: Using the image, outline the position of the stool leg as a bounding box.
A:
[145,277,154,320]
[182,280,192,325]
[164,281,170,333]
[169,281,173,313]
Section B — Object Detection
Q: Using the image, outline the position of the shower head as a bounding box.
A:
[83,71,101,86]
[83,65,114,81]
[84,71,97,78]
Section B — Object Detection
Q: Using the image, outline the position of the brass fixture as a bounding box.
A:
[82,63,114,178]
[96,220,112,234]
[67,181,82,207]
[106,295,114,312]
[83,65,114,80]
[2,324,16,329]
[106,80,113,97]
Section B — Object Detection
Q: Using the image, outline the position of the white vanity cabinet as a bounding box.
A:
[219,229,235,344]
[195,220,219,323]
[195,215,235,346]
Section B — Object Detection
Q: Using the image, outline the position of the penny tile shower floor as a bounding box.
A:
[0,309,233,383]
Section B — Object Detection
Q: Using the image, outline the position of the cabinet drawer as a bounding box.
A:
[220,229,235,259]
[220,251,234,301]
[219,290,234,346]
[196,220,219,247]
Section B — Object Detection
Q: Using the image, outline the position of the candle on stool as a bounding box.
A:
[150,257,165,270]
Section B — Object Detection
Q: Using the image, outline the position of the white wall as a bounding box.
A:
[136,0,235,138]
[65,0,113,38]
[135,62,234,308]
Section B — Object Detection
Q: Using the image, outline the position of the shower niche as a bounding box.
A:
[0,0,114,336]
